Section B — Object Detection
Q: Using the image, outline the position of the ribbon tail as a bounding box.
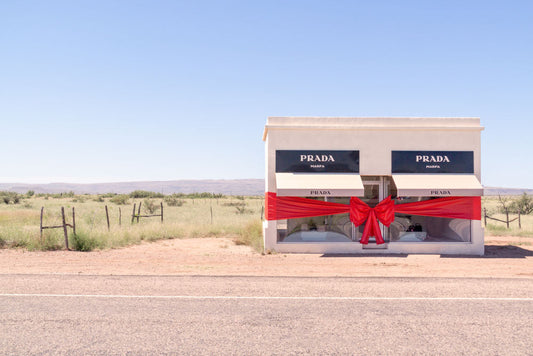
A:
[360,219,372,244]
[360,210,385,245]
[373,216,385,244]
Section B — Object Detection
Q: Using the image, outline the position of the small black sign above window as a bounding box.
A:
[276,150,359,173]
[392,151,474,174]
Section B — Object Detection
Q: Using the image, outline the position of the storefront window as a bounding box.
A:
[278,197,353,243]
[276,189,473,244]
[389,197,472,242]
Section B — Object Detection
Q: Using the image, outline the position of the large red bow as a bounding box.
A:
[349,196,395,244]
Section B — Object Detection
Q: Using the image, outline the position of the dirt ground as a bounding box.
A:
[0,235,531,278]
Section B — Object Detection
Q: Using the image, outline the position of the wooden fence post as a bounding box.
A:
[61,207,69,250]
[160,202,164,223]
[137,202,142,223]
[119,207,122,226]
[131,203,136,224]
[505,209,509,228]
[261,205,264,220]
[72,207,76,235]
[518,212,521,229]
[483,208,487,226]
[105,205,110,231]
[40,207,44,243]
[210,206,213,224]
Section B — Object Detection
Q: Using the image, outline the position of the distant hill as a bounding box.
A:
[0,179,265,196]
[483,187,533,196]
[0,180,531,197]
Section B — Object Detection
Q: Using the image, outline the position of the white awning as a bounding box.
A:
[392,174,483,197]
[275,173,364,197]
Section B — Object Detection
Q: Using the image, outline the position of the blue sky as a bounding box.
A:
[1,1,532,188]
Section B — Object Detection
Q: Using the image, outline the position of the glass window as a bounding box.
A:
[389,197,472,242]
[278,197,353,243]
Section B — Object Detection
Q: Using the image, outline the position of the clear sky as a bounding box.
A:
[1,1,532,188]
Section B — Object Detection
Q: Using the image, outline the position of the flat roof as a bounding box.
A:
[263,117,483,141]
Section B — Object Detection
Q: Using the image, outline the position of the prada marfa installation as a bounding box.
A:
[262,117,484,255]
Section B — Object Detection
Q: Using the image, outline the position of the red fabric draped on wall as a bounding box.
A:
[265,192,481,244]
[394,196,481,220]
[265,192,349,220]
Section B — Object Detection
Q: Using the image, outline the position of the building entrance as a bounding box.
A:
[359,176,390,248]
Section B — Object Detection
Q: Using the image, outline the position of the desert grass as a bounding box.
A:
[482,196,533,237]
[0,195,264,252]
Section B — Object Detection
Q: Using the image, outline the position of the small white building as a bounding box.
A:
[263,117,484,255]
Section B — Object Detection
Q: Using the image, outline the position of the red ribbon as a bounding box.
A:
[265,192,481,245]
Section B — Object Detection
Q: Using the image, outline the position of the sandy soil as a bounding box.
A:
[0,235,531,278]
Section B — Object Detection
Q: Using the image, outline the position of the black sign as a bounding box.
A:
[392,151,474,174]
[276,150,359,173]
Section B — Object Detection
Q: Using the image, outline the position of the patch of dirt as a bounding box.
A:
[484,235,531,246]
[0,235,531,278]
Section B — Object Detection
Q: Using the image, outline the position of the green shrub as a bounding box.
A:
[143,199,160,214]
[185,192,224,199]
[100,193,117,198]
[234,220,263,253]
[130,190,164,199]
[49,191,75,199]
[72,196,86,203]
[71,233,98,252]
[93,195,105,202]
[164,196,185,207]
[510,193,533,215]
[110,194,129,205]
[0,191,22,204]
[40,236,62,251]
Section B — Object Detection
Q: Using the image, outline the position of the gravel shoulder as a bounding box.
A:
[0,235,531,278]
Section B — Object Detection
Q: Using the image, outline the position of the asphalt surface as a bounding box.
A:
[1,275,532,355]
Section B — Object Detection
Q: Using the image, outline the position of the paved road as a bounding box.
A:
[1,275,532,355]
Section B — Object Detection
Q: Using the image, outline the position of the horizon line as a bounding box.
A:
[0,178,264,185]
